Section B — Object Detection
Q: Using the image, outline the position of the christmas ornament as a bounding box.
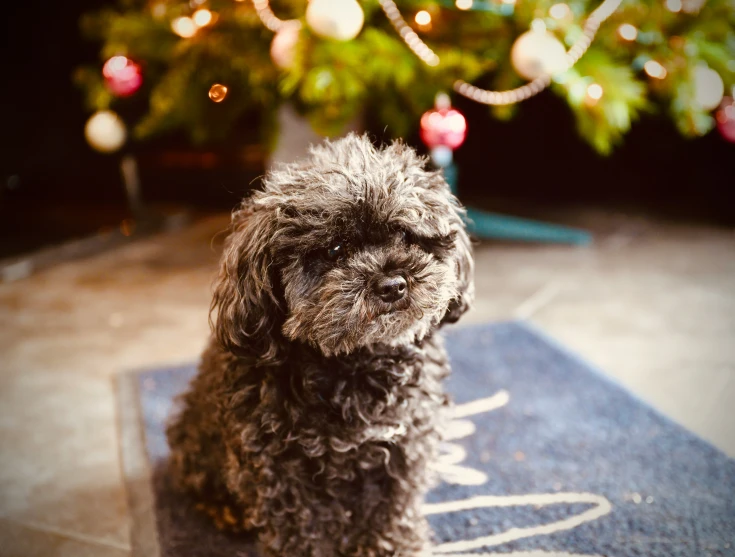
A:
[420,105,467,150]
[378,0,623,105]
[85,110,126,153]
[306,0,364,41]
[692,65,724,111]
[511,30,568,80]
[715,97,735,143]
[271,20,301,69]
[378,0,439,66]
[208,84,228,102]
[102,56,143,97]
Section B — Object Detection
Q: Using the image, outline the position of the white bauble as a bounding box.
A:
[682,0,706,13]
[306,0,364,41]
[85,110,126,153]
[511,30,568,80]
[693,65,725,111]
[271,21,301,69]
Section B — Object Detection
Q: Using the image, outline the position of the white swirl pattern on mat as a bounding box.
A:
[427,391,612,557]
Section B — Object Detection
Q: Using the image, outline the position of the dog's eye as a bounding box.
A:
[400,229,455,258]
[397,229,413,245]
[326,243,345,260]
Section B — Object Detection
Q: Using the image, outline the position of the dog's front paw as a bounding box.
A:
[194,501,251,534]
[349,523,431,557]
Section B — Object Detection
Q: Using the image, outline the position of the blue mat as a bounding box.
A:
[124,322,735,556]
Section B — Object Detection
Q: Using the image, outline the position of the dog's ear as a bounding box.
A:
[210,197,286,364]
[442,205,474,325]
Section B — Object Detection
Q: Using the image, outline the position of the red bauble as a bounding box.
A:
[715,97,735,144]
[103,56,143,97]
[420,107,467,150]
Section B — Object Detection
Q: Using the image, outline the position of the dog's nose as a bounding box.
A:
[374,275,407,303]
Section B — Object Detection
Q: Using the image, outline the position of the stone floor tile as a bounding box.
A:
[530,254,735,455]
[0,519,130,557]
[0,369,130,547]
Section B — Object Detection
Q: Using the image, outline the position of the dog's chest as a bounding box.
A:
[276,340,449,452]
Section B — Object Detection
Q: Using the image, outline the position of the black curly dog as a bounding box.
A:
[167,134,474,556]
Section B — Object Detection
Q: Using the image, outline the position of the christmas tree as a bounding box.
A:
[77,0,735,155]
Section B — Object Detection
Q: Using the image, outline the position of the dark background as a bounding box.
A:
[3,0,733,260]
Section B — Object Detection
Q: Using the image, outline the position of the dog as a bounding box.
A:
[166,133,473,556]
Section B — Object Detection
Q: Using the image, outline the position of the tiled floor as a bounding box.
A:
[1,211,733,556]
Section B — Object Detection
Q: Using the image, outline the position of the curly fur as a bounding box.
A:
[166,134,474,556]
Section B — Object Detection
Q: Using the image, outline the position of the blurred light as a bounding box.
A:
[208,83,228,102]
[151,3,166,18]
[644,60,667,79]
[435,92,451,110]
[171,16,197,38]
[193,9,213,27]
[569,78,587,102]
[103,56,128,75]
[502,0,517,4]
[669,35,685,49]
[531,18,547,33]
[586,83,604,101]
[549,3,571,19]
[190,0,206,6]
[456,0,473,9]
[314,69,333,91]
[617,23,637,41]
[415,10,432,25]
[666,0,682,11]
[446,112,466,133]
